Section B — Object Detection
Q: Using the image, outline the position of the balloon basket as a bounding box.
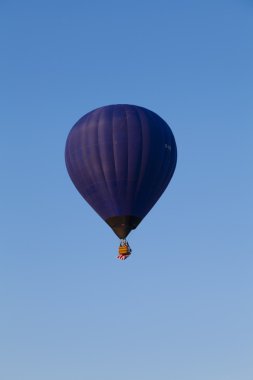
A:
[117,239,132,260]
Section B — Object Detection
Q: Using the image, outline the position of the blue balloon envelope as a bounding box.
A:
[65,104,177,239]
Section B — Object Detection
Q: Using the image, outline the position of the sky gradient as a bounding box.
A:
[1,1,253,379]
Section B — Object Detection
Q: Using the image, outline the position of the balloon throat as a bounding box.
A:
[117,239,132,260]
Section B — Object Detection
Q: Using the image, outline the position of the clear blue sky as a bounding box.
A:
[1,1,252,379]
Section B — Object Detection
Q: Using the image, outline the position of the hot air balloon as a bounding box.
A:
[65,104,177,260]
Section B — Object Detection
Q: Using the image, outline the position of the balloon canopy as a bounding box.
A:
[65,104,177,241]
